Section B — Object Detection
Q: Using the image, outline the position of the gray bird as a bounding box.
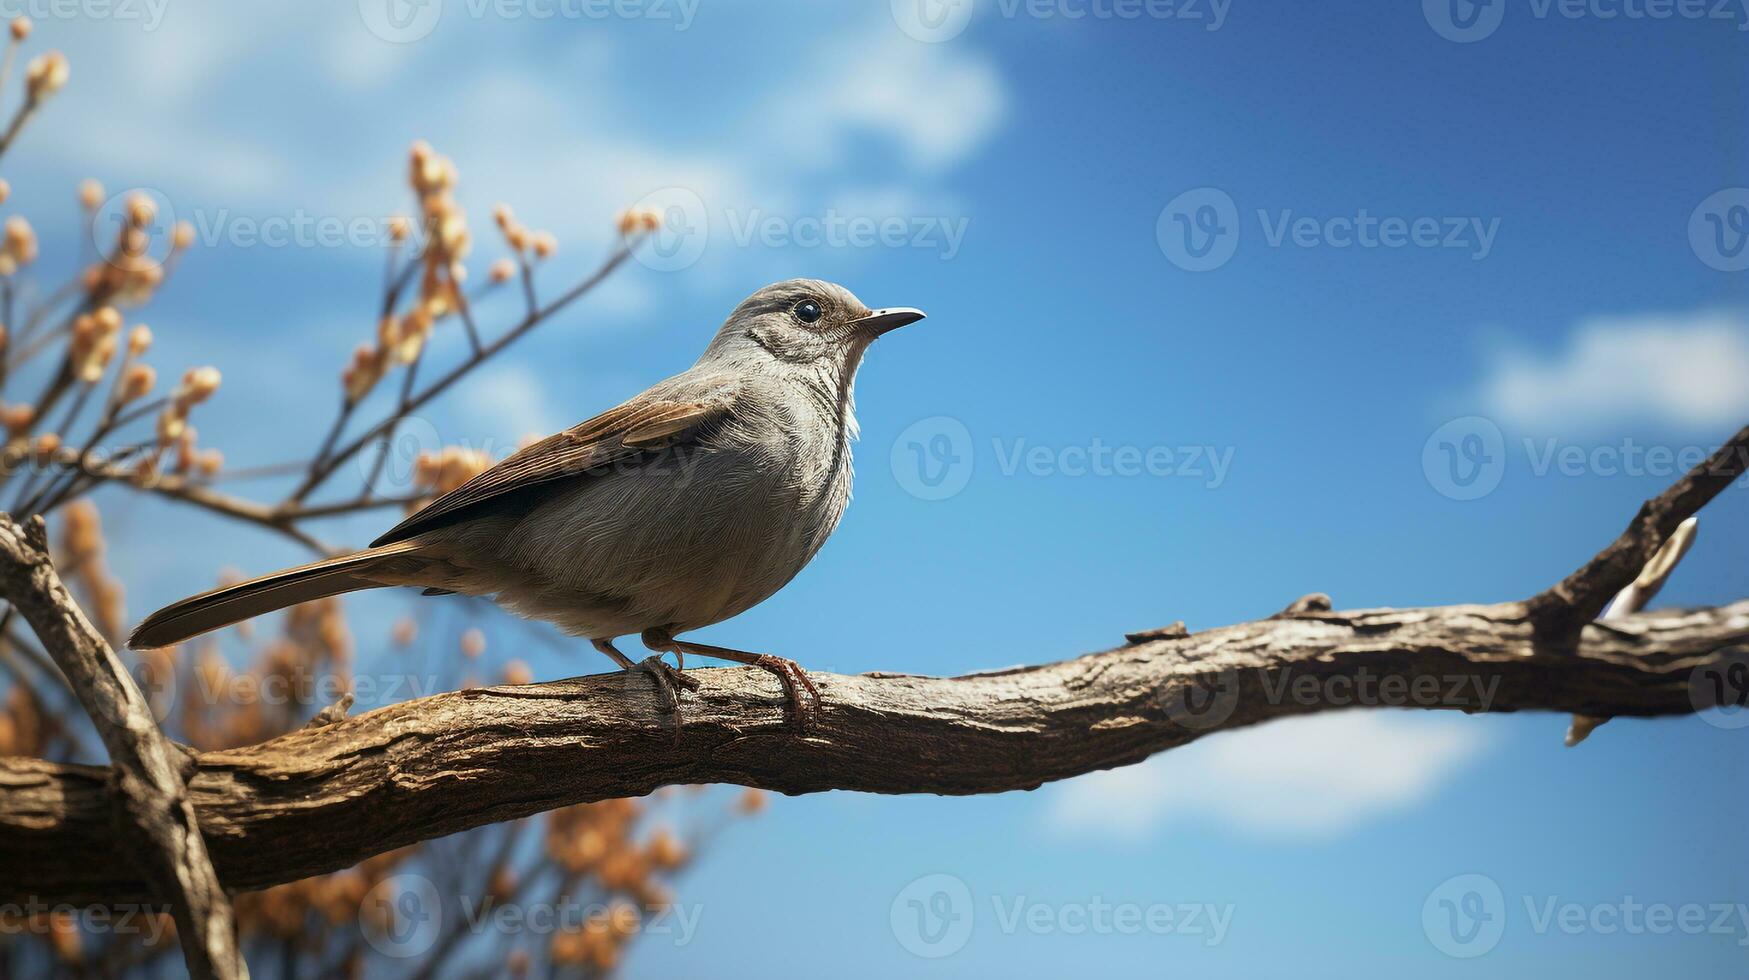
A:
[129,279,925,724]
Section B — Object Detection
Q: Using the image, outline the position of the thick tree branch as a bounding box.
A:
[2,596,1747,907]
[2,419,1748,914]
[0,515,245,978]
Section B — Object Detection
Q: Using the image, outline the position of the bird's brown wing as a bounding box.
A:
[370,395,734,547]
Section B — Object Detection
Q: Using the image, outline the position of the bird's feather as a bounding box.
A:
[371,395,735,547]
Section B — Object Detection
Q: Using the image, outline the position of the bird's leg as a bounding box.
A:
[641,629,821,730]
[592,638,698,717]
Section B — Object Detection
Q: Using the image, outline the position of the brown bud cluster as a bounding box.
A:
[68,306,122,383]
[155,365,220,446]
[84,191,188,306]
[0,214,38,275]
[411,445,492,496]
[616,207,662,237]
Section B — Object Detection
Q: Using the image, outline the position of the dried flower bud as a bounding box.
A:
[31,432,60,462]
[79,334,116,382]
[493,203,514,230]
[388,215,410,242]
[195,448,223,478]
[94,306,121,334]
[461,627,485,659]
[171,221,194,250]
[638,209,661,232]
[531,231,556,259]
[503,660,532,685]
[0,178,9,206]
[131,454,159,486]
[179,366,221,404]
[2,403,32,435]
[120,363,155,403]
[736,787,767,814]
[488,258,515,283]
[9,16,29,41]
[24,51,68,101]
[4,215,36,265]
[126,192,155,227]
[128,324,152,355]
[78,179,103,210]
[391,617,417,647]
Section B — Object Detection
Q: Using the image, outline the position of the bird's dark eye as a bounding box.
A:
[793,300,823,324]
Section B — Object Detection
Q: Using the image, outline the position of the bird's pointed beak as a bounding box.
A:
[850,307,926,339]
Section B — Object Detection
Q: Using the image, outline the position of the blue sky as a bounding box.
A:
[9,0,1749,975]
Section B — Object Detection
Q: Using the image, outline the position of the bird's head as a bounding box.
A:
[699,279,924,378]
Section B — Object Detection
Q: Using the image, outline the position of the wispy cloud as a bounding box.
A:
[1045,712,1493,841]
[1478,309,1749,432]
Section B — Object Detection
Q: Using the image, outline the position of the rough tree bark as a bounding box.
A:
[1,424,1747,917]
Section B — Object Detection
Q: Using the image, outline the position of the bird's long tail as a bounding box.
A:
[129,541,425,649]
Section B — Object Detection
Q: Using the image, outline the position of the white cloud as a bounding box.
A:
[1045,712,1493,841]
[1479,309,1749,432]
[767,35,1007,173]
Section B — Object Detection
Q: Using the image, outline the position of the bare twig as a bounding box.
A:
[287,241,637,503]
[1567,516,1701,746]
[1529,423,1749,640]
[0,514,245,978]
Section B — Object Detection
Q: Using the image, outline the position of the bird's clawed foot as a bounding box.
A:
[593,638,698,722]
[633,654,700,716]
[642,629,822,731]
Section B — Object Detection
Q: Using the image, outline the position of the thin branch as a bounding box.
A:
[0,514,244,978]
[1529,422,1749,640]
[36,455,334,554]
[287,241,636,503]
